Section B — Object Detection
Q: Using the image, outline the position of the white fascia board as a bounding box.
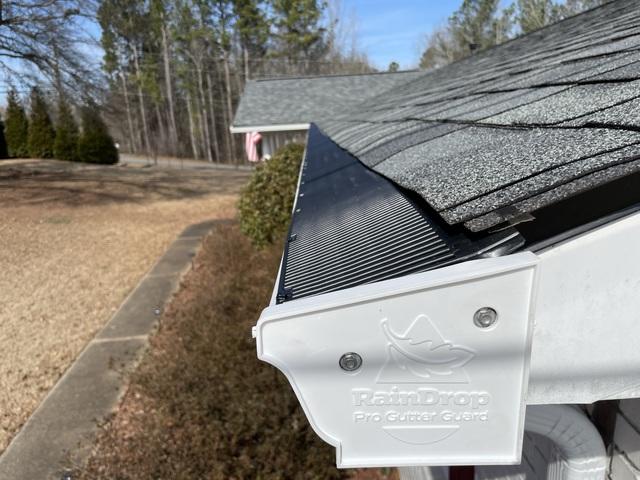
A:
[528,209,640,404]
[229,123,310,133]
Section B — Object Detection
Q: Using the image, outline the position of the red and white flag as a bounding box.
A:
[245,131,262,162]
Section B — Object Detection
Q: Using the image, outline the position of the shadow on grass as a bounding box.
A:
[0,160,250,208]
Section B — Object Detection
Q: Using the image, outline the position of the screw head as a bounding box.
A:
[339,352,362,372]
[474,307,498,328]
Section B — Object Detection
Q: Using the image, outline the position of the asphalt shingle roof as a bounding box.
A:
[318,0,640,231]
[232,70,423,128]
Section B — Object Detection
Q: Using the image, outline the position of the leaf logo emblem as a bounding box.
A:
[376,314,475,384]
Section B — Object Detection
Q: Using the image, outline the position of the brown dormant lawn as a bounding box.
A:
[0,158,250,453]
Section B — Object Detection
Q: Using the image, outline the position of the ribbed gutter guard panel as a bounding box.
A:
[277,125,464,303]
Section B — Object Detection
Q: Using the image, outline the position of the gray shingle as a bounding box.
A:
[567,97,640,125]
[316,0,640,231]
[374,127,640,213]
[486,81,640,125]
[232,70,423,127]
[465,156,640,231]
[443,142,640,224]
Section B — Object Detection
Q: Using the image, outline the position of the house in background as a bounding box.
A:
[230,70,422,160]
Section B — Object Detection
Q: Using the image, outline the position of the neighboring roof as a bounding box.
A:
[319,0,640,232]
[231,70,423,129]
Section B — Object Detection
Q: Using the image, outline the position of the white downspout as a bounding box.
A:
[399,405,607,480]
[523,405,607,480]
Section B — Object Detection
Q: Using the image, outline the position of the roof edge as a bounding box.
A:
[250,69,421,83]
[230,123,310,133]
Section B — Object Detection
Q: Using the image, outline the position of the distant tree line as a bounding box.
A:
[2,88,118,164]
[0,1,120,164]
[97,0,372,164]
[0,0,369,165]
[420,0,605,69]
[0,0,603,165]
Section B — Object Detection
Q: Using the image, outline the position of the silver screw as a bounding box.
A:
[339,352,362,372]
[474,307,498,328]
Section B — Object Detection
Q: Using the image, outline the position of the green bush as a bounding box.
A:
[238,143,304,247]
[53,98,79,161]
[77,104,118,165]
[27,87,56,158]
[5,89,29,158]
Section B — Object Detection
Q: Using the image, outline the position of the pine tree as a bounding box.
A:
[5,89,29,158]
[27,88,55,158]
[419,0,605,69]
[232,0,270,79]
[516,0,562,34]
[449,0,503,53]
[420,0,508,69]
[560,0,604,16]
[271,0,327,66]
[77,104,119,165]
[53,98,79,161]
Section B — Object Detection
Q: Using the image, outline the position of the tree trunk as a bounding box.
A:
[222,52,237,164]
[217,66,232,162]
[132,45,153,162]
[120,71,137,153]
[161,23,179,154]
[195,64,213,163]
[154,102,167,153]
[243,45,250,82]
[205,71,221,162]
[185,90,199,160]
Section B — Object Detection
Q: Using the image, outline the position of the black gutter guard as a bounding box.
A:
[276,124,522,303]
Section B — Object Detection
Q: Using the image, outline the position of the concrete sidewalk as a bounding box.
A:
[0,219,226,480]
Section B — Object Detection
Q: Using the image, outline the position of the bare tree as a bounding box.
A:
[0,0,98,92]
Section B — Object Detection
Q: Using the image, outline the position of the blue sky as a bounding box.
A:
[349,0,462,70]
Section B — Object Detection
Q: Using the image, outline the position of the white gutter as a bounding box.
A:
[253,210,640,467]
[266,130,311,309]
[229,123,310,134]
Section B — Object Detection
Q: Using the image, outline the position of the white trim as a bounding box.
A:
[230,123,310,133]
[527,209,640,404]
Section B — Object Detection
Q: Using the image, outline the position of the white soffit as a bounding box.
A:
[229,123,310,134]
